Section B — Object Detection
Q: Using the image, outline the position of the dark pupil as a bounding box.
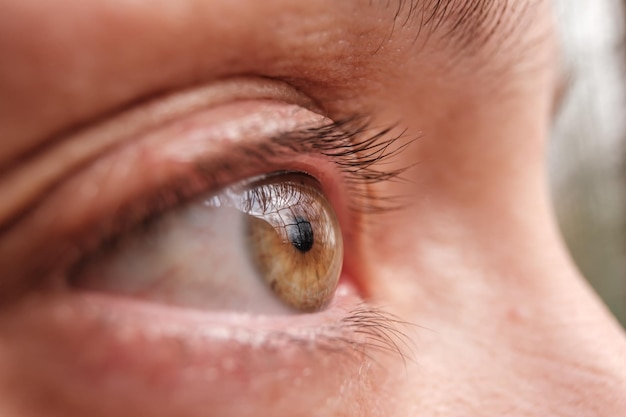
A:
[286,216,314,253]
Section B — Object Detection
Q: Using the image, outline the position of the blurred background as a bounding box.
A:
[550,0,626,326]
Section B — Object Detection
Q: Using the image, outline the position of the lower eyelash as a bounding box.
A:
[150,304,416,365]
[271,305,415,370]
[335,305,416,366]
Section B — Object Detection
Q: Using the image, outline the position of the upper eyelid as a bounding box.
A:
[75,118,407,256]
[0,78,321,234]
[3,99,410,238]
[1,107,409,289]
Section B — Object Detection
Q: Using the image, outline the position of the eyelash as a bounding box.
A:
[223,304,415,365]
[271,117,412,213]
[29,115,416,365]
[65,116,411,275]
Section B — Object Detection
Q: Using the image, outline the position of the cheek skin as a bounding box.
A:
[355,8,626,417]
[0,291,402,417]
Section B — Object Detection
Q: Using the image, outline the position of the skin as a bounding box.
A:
[0,0,625,416]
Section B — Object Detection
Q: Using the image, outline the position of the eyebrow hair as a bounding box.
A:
[388,0,517,51]
[0,0,524,220]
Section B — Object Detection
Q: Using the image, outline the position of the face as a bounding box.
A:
[1,1,625,416]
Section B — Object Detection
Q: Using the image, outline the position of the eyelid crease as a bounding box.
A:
[0,77,321,235]
[60,117,413,282]
[0,108,416,309]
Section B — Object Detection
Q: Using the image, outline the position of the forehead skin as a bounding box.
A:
[1,1,626,417]
[0,0,542,164]
[0,0,551,232]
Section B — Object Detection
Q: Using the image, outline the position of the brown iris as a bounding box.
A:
[242,173,343,312]
[71,172,343,314]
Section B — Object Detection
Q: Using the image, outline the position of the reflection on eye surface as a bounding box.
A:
[71,171,342,314]
[242,173,342,312]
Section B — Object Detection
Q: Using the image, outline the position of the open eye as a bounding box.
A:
[241,173,343,312]
[70,172,343,314]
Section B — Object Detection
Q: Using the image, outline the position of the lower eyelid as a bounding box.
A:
[2,289,411,414]
[0,81,417,412]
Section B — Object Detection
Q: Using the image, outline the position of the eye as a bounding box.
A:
[241,173,343,312]
[70,171,343,314]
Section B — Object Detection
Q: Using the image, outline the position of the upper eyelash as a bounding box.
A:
[267,117,415,214]
[188,116,414,217]
[55,117,413,283]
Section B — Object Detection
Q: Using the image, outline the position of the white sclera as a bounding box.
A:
[76,201,294,315]
[74,173,343,315]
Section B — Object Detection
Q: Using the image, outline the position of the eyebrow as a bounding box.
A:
[0,0,518,170]
[0,0,520,234]
[387,0,515,51]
